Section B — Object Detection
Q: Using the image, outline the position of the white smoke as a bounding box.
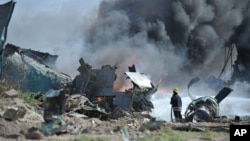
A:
[151,83,250,121]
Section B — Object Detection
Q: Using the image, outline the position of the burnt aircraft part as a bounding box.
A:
[42,89,67,136]
[43,89,67,122]
[128,64,136,72]
[72,58,157,113]
[2,45,72,93]
[123,72,156,112]
[65,94,109,120]
[5,44,58,68]
[214,87,233,103]
[185,96,219,122]
[184,87,232,122]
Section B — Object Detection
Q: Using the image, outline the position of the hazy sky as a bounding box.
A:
[3,0,101,76]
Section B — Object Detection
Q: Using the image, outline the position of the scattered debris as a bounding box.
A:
[174,123,206,132]
[71,58,158,113]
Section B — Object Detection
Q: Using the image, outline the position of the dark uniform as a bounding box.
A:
[170,88,182,122]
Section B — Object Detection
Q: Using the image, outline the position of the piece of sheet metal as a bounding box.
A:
[124,72,152,88]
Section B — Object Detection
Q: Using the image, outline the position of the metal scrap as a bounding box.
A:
[71,58,158,114]
[65,94,109,120]
[41,89,68,136]
[185,78,233,122]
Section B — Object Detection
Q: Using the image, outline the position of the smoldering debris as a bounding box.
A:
[0,43,160,135]
[71,58,158,113]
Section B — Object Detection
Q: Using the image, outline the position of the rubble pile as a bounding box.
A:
[0,85,168,141]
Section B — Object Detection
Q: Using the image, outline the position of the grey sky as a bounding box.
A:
[3,0,101,76]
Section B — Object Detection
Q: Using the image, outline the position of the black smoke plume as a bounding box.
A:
[83,0,250,89]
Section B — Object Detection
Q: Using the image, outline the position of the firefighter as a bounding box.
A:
[170,87,183,122]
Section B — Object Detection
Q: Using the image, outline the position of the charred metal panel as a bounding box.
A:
[214,87,233,104]
[91,68,117,97]
[71,58,94,95]
[113,92,131,109]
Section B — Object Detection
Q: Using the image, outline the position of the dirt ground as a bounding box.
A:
[0,94,248,141]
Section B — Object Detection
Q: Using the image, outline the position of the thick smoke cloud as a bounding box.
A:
[83,0,250,90]
[5,0,250,90]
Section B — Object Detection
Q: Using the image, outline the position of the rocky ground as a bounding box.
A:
[0,88,249,141]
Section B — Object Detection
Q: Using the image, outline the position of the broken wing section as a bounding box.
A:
[2,44,72,93]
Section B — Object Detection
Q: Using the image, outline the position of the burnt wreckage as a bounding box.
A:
[71,58,158,113]
[2,43,158,114]
[2,43,158,135]
[183,77,233,122]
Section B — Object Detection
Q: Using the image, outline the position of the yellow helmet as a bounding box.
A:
[173,87,179,93]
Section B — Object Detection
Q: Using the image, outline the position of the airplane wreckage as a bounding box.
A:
[0,0,160,135]
[1,43,158,135]
[1,0,250,136]
[2,43,158,112]
[181,77,233,122]
[2,42,236,125]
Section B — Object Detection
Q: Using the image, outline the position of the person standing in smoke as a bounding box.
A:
[170,87,183,122]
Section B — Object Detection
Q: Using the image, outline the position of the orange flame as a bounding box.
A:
[97,96,104,102]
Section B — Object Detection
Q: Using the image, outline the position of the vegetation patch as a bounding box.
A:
[18,91,42,107]
[138,127,229,141]
[51,135,109,141]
